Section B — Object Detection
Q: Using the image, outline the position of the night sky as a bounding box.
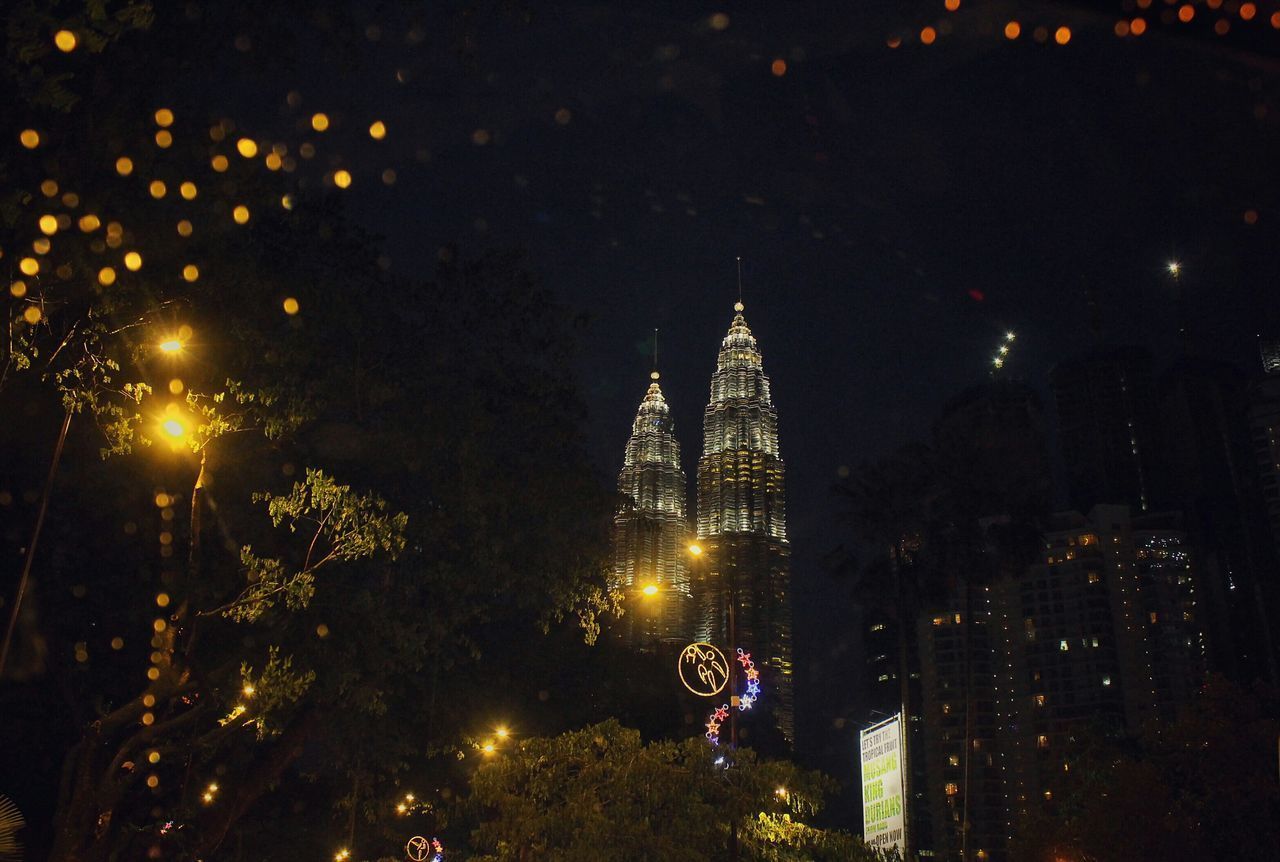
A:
[165,0,1280,763]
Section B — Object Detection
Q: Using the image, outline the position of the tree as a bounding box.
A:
[465,720,892,862]
[2,6,618,859]
[1011,676,1280,862]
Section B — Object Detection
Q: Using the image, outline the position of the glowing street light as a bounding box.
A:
[1167,261,1181,276]
[158,338,184,354]
[481,741,496,755]
[687,543,703,556]
[495,726,510,739]
[161,418,186,440]
[641,583,659,597]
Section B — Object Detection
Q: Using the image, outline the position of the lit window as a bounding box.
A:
[1149,612,1158,624]
[1044,790,1053,801]
[945,782,958,796]
[1059,640,1069,652]
[933,616,946,626]
[870,623,885,633]
[1037,735,1049,749]
[1088,572,1100,584]
[948,754,960,767]
[1102,676,1112,686]
[1035,694,1045,706]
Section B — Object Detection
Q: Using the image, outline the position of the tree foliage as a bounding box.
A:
[466,720,892,862]
[1011,676,1280,862]
[1,5,617,861]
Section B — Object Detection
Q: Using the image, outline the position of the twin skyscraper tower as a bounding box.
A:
[611,300,793,742]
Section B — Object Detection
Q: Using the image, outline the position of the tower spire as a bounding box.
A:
[651,328,660,380]
[735,256,744,312]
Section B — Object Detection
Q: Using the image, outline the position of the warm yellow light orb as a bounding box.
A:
[55,30,78,52]
[311,112,330,131]
[179,181,198,200]
[236,138,258,158]
[98,267,117,286]
[182,264,199,282]
[154,130,173,148]
[496,726,510,738]
[79,214,101,232]
[369,120,387,140]
[149,179,167,199]
[233,205,250,224]
[334,169,352,188]
[124,251,143,271]
[20,129,40,149]
[687,543,704,556]
[283,296,300,315]
[1167,261,1181,275]
[19,257,40,276]
[115,156,134,176]
[177,219,193,237]
[9,281,27,298]
[39,214,58,235]
[162,418,185,438]
[642,584,659,596]
[159,338,183,353]
[211,154,229,172]
[265,152,283,170]
[23,306,41,325]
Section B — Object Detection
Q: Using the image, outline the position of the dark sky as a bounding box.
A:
[210,0,1280,770]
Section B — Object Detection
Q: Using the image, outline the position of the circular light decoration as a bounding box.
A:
[405,835,445,862]
[677,642,729,697]
[704,649,763,746]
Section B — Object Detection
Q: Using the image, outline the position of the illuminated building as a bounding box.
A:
[695,302,793,742]
[611,370,691,649]
[914,506,1204,861]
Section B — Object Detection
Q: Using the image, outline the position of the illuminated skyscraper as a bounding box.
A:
[695,302,793,742]
[612,370,691,649]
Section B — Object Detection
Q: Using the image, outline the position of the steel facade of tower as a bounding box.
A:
[612,376,691,649]
[695,303,794,742]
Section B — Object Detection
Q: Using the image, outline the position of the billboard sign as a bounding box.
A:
[860,714,905,853]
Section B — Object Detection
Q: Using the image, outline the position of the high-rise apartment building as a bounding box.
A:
[1050,347,1161,514]
[915,505,1204,861]
[611,371,691,649]
[695,302,794,742]
[1250,342,1280,561]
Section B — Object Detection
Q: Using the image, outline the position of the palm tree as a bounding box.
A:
[835,442,946,860]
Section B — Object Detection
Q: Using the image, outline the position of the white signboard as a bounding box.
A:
[860,714,905,853]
